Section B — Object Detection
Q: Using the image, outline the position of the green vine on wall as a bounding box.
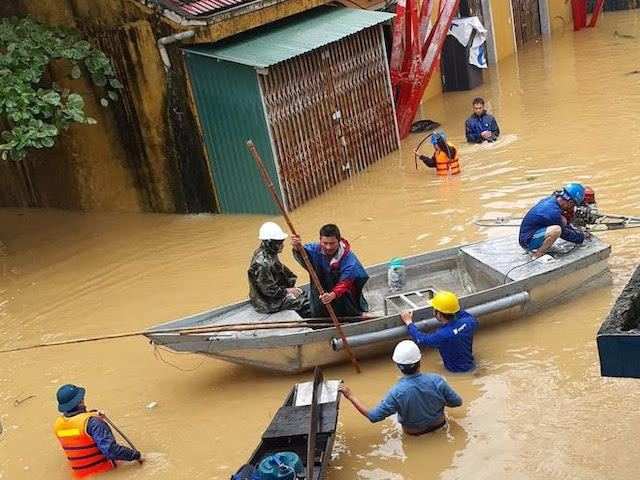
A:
[0,16,123,161]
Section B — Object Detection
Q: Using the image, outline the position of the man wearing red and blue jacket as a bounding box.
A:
[400,291,477,372]
[291,224,368,318]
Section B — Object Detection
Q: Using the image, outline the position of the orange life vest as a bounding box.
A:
[54,412,116,478]
[435,142,460,176]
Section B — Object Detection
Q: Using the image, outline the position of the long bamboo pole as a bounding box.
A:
[246,140,361,373]
[0,314,377,354]
[0,321,340,354]
[177,322,334,335]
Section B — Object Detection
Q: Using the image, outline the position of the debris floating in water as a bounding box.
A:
[410,119,440,133]
[614,30,635,39]
[146,401,158,410]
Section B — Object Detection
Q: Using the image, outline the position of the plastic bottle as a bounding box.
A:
[387,257,405,292]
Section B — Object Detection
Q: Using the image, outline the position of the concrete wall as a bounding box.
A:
[0,0,329,213]
[548,0,573,31]
[490,0,516,60]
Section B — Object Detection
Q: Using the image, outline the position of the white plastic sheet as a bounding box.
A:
[294,380,340,406]
[447,16,487,68]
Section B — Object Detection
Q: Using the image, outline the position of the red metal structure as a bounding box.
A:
[568,0,606,31]
[390,0,461,139]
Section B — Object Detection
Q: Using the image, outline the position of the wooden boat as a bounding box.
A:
[145,235,611,372]
[237,367,340,480]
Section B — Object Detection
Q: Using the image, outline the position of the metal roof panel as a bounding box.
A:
[152,0,252,17]
[183,6,395,68]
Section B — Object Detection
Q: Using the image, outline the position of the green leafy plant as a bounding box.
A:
[0,16,123,161]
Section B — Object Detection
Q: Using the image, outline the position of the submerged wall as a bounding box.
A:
[597,264,640,378]
[0,0,328,213]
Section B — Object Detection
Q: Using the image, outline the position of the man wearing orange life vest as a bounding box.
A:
[415,131,460,176]
[54,384,145,478]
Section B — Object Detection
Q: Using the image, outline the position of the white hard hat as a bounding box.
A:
[392,340,422,365]
[259,222,288,241]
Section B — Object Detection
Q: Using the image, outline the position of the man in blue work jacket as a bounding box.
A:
[465,97,500,143]
[518,183,590,259]
[338,340,462,435]
[400,290,477,372]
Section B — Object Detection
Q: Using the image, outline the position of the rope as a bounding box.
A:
[153,344,209,372]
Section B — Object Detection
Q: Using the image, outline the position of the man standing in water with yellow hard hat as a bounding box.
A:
[400,290,477,372]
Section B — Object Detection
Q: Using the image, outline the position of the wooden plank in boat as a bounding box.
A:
[262,402,339,438]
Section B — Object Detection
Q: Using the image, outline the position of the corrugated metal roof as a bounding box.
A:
[183,6,395,68]
[150,0,255,18]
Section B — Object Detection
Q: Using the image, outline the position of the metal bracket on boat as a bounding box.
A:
[331,291,530,351]
[384,287,439,315]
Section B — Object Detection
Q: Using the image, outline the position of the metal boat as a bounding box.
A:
[145,235,611,372]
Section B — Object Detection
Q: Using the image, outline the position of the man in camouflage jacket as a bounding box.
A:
[248,222,310,316]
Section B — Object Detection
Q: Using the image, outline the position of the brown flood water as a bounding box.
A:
[2,10,640,480]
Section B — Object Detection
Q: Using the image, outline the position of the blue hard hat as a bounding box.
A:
[430,130,446,144]
[562,183,585,204]
[57,384,85,413]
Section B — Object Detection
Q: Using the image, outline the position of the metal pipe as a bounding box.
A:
[332,291,530,351]
[157,30,195,70]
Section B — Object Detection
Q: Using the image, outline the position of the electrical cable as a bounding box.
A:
[502,259,534,284]
[501,241,583,284]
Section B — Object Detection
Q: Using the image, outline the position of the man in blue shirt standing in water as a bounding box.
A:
[339,340,462,435]
[518,183,589,259]
[400,290,477,372]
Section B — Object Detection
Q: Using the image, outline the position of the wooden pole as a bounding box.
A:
[178,322,335,335]
[0,315,377,354]
[247,140,362,373]
[306,366,322,480]
[0,321,334,354]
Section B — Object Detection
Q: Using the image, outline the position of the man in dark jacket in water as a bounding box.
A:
[291,224,369,318]
[248,222,310,316]
[465,97,500,143]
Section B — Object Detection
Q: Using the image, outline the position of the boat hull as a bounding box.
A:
[146,235,611,372]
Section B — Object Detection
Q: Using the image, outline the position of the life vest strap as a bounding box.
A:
[71,458,113,471]
[67,452,104,461]
[62,443,98,451]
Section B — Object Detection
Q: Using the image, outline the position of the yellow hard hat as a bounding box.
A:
[429,290,460,314]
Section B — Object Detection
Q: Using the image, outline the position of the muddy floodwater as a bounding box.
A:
[2,9,640,480]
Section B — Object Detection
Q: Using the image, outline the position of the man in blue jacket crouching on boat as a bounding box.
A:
[518,183,590,259]
[339,340,462,435]
[400,290,477,373]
